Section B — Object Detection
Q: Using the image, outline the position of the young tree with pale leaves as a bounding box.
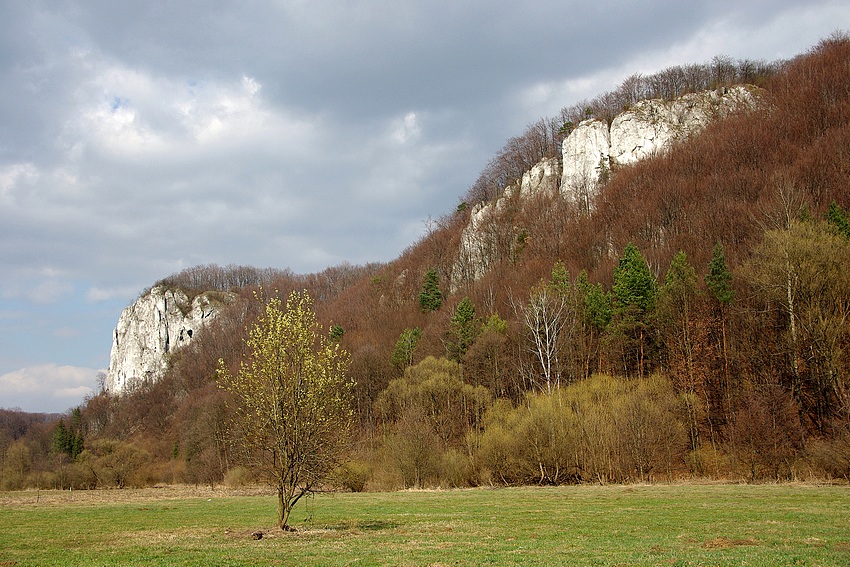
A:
[217,291,354,530]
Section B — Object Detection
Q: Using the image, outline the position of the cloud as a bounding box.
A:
[391,112,422,145]
[28,280,75,305]
[0,162,40,196]
[55,385,97,399]
[53,327,81,340]
[0,364,99,413]
[86,286,142,303]
[1,277,74,306]
[64,57,316,162]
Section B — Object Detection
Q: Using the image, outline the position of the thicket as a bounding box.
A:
[2,34,849,491]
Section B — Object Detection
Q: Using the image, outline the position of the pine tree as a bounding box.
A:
[826,201,850,239]
[705,242,734,306]
[611,243,657,378]
[613,243,657,313]
[391,327,422,369]
[418,268,444,312]
[705,242,733,417]
[447,297,478,362]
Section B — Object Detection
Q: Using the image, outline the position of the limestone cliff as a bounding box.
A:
[105,286,238,394]
[452,86,759,286]
[107,87,760,385]
[561,85,758,204]
[452,157,560,287]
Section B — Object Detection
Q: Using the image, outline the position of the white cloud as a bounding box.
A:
[0,162,40,194]
[29,279,75,305]
[0,364,98,412]
[2,277,74,306]
[86,286,142,303]
[55,385,96,399]
[62,56,318,163]
[391,112,422,144]
[53,327,81,339]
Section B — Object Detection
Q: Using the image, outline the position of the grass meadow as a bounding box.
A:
[0,484,848,566]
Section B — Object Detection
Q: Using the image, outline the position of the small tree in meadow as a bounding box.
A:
[217,291,354,530]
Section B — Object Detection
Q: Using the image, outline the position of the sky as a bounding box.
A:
[1,1,847,414]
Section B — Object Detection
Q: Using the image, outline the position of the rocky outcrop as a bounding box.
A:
[454,86,759,286]
[452,157,560,287]
[559,119,610,211]
[561,85,758,204]
[105,286,238,394]
[512,157,560,200]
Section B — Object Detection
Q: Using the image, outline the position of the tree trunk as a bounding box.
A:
[277,485,290,529]
[785,255,801,397]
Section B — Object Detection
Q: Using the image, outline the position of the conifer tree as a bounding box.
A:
[447,297,478,362]
[419,268,444,312]
[705,242,734,306]
[611,243,657,378]
[705,242,733,404]
[826,201,850,239]
[391,327,422,369]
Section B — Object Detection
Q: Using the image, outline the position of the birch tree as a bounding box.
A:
[515,262,573,393]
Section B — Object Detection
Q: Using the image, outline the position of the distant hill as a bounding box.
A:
[10,34,848,490]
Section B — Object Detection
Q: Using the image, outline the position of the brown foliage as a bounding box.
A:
[20,35,850,489]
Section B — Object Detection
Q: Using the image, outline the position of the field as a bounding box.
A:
[0,484,848,566]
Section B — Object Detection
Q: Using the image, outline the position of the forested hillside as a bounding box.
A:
[2,34,849,490]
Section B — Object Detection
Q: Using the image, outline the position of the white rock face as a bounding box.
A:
[452,157,559,287]
[453,201,499,285]
[561,85,758,204]
[105,286,238,394]
[559,119,610,210]
[517,157,560,199]
[455,86,759,286]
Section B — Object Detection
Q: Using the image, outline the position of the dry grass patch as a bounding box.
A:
[701,536,760,549]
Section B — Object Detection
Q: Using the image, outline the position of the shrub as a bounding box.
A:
[332,461,371,492]
[475,375,689,485]
[805,431,850,481]
[439,449,473,488]
[224,466,255,488]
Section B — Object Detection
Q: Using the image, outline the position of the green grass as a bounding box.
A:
[1,484,848,566]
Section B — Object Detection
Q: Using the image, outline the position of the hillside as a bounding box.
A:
[3,35,849,490]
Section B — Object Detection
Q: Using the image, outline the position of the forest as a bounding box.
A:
[1,34,849,491]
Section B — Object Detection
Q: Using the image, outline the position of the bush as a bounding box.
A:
[439,449,472,488]
[224,466,255,488]
[67,462,98,490]
[78,439,151,488]
[726,384,804,481]
[475,374,689,485]
[805,432,850,481]
[686,445,733,479]
[332,461,370,492]
[366,444,404,491]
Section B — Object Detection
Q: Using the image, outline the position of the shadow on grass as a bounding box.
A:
[324,519,399,532]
